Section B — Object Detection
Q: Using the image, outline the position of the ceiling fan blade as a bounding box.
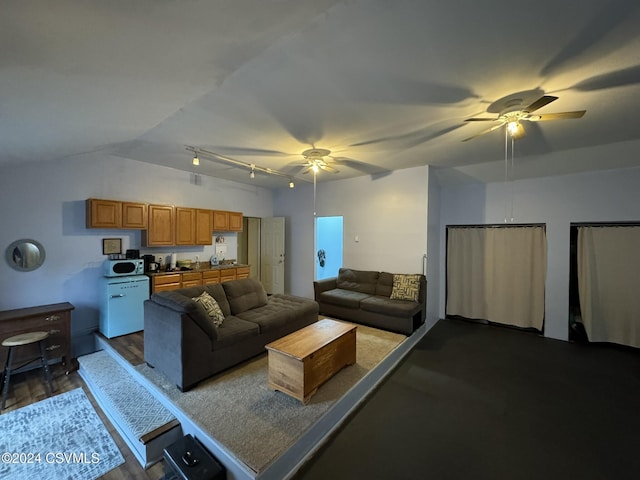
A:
[320,164,339,173]
[209,146,291,156]
[524,95,558,113]
[464,117,499,122]
[528,110,586,121]
[462,122,505,142]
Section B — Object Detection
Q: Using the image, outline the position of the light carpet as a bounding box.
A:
[0,387,124,480]
[135,324,405,473]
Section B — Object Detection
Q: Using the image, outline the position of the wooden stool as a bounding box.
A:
[1,331,55,410]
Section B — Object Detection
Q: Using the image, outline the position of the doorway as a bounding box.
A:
[315,216,343,280]
[238,216,285,294]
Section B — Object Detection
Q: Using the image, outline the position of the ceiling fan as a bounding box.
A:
[293,148,340,174]
[462,93,586,142]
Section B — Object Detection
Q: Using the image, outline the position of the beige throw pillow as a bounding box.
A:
[192,291,225,327]
[390,274,421,302]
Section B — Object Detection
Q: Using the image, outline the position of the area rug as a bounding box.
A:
[0,388,124,480]
[135,324,405,473]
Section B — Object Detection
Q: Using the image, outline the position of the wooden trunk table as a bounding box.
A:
[265,319,357,404]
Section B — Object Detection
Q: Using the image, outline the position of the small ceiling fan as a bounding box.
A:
[462,93,586,142]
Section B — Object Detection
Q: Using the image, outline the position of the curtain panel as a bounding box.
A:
[577,226,640,348]
[446,226,547,330]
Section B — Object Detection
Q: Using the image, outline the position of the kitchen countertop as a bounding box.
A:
[146,264,249,276]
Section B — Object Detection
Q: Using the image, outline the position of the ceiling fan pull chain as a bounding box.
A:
[504,128,509,223]
[510,136,515,223]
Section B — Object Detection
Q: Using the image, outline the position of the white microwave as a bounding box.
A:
[104,259,144,277]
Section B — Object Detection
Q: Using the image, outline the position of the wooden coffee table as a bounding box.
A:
[265,319,357,404]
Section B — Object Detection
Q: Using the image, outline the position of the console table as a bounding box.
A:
[0,302,75,373]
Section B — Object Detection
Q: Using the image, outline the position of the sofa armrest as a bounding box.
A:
[314,277,337,300]
[148,292,218,341]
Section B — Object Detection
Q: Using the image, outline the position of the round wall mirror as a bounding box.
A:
[6,239,46,272]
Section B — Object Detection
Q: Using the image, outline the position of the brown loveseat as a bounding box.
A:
[314,268,426,335]
[144,278,318,391]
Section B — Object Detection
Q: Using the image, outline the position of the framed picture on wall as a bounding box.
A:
[102,238,122,255]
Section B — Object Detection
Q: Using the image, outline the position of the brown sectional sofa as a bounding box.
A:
[144,278,318,391]
[314,268,426,335]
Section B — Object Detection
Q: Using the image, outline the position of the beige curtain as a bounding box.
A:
[446,226,547,330]
[577,226,640,348]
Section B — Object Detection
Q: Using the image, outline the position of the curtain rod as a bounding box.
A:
[447,223,545,229]
[572,222,640,228]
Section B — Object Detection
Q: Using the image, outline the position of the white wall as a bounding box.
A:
[274,166,429,300]
[437,164,640,341]
[0,154,274,354]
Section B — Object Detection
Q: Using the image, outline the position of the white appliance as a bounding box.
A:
[104,258,144,277]
[99,274,149,338]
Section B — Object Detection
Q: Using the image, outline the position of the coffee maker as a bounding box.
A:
[142,254,157,272]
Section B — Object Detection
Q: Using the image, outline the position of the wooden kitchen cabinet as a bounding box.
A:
[213,210,229,231]
[122,201,147,229]
[181,272,202,288]
[143,204,175,246]
[220,268,237,283]
[228,211,243,231]
[175,207,196,245]
[236,266,250,279]
[202,270,220,285]
[195,209,213,245]
[152,273,182,292]
[0,302,74,371]
[86,198,122,228]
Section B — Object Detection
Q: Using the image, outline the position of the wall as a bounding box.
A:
[274,166,429,302]
[437,164,640,341]
[0,154,274,355]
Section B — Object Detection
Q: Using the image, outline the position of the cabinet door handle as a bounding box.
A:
[45,315,60,322]
[46,344,61,351]
[110,294,125,299]
[49,329,61,335]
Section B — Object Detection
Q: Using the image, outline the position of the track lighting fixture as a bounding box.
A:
[185,146,310,187]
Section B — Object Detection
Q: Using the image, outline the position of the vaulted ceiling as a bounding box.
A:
[3,0,640,188]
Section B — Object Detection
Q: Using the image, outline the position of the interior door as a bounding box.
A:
[261,217,285,294]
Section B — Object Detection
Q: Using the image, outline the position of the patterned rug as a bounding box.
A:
[0,388,124,480]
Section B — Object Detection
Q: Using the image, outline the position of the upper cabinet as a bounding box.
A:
[142,204,175,246]
[195,209,213,245]
[228,211,243,231]
[86,198,237,245]
[175,207,196,245]
[86,198,122,228]
[212,210,229,231]
[86,198,147,229]
[213,210,243,232]
[122,202,147,229]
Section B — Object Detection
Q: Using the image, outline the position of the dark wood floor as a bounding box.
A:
[1,332,163,480]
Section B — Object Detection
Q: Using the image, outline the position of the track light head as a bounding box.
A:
[192,154,200,166]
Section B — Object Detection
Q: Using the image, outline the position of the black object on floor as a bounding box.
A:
[294,318,640,480]
[164,434,225,480]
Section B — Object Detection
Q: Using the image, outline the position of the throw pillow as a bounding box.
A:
[192,291,225,327]
[390,274,421,302]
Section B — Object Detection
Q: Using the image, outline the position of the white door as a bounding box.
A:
[261,217,285,294]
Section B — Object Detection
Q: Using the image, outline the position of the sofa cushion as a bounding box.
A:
[192,291,225,327]
[150,290,218,341]
[235,294,319,333]
[390,274,421,302]
[336,268,379,294]
[166,284,231,317]
[375,272,394,297]
[211,316,260,350]
[360,295,421,317]
[222,278,268,315]
[319,288,371,308]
